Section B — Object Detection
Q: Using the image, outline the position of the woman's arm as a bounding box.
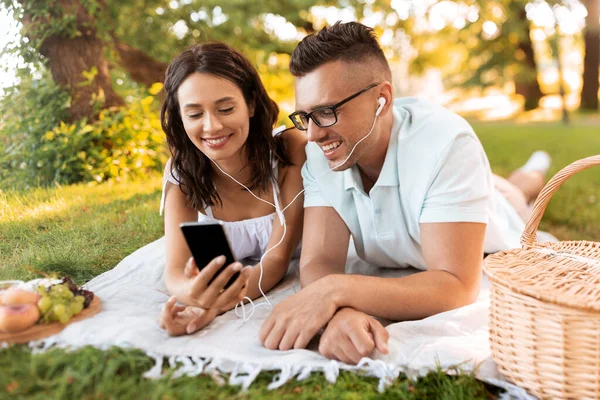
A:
[163,180,203,304]
[243,128,307,300]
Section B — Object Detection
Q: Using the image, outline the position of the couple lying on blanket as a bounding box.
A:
[158,21,552,365]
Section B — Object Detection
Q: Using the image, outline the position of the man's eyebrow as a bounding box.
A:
[295,101,334,113]
[183,97,235,109]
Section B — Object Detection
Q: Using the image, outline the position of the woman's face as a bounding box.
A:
[177,72,253,162]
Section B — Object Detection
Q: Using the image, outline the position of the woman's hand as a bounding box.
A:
[183,255,251,312]
[159,296,218,336]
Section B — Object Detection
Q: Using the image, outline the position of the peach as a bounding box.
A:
[0,304,40,333]
[1,287,41,306]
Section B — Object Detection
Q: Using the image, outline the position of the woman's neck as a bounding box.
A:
[210,151,253,190]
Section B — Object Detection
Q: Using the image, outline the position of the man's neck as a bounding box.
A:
[356,115,393,185]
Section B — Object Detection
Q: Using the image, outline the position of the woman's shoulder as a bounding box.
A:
[277,126,307,164]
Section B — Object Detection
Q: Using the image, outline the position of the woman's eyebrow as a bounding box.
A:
[183,97,235,109]
[215,96,235,105]
[182,103,202,109]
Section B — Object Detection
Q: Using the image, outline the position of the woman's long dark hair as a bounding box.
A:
[161,42,291,209]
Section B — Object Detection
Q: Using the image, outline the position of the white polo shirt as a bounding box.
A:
[302,97,524,270]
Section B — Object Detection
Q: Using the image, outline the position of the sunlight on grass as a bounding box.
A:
[0,176,164,283]
[0,192,69,221]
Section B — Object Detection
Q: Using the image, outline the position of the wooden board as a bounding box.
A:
[0,296,101,344]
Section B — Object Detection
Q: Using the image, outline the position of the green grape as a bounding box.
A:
[34,278,92,324]
[52,284,74,299]
[53,303,66,319]
[70,302,83,316]
[38,296,53,314]
[57,311,71,324]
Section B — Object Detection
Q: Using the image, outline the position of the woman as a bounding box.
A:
[158,43,306,336]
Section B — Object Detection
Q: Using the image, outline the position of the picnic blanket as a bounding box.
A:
[25,237,535,398]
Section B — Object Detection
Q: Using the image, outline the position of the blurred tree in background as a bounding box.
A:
[581,0,599,110]
[0,0,598,189]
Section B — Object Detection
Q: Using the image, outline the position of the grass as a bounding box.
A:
[1,119,599,399]
[474,120,600,241]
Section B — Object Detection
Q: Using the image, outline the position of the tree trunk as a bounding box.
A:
[113,41,168,87]
[19,0,124,122]
[515,11,543,111]
[581,0,600,111]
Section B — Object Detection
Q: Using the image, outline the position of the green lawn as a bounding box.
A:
[1,120,598,399]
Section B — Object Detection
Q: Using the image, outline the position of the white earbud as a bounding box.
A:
[375,97,386,116]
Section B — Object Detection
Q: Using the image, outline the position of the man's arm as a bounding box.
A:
[260,218,484,351]
[316,221,485,321]
[259,206,351,350]
[299,206,350,287]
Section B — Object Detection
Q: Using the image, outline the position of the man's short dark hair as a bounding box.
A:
[290,21,391,79]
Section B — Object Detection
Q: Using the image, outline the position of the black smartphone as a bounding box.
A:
[180,221,240,288]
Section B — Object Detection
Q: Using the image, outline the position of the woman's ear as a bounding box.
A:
[248,100,256,118]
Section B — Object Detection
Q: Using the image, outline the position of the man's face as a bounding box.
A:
[294,61,380,171]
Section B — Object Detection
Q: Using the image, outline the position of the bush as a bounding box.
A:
[0,72,70,187]
[0,76,168,189]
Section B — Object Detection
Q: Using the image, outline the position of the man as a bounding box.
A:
[259,21,548,365]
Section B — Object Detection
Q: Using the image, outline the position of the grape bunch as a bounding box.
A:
[35,277,94,324]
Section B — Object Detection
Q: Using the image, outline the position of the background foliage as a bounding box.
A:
[0,0,597,190]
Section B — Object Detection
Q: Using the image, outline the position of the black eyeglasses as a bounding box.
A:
[288,83,380,131]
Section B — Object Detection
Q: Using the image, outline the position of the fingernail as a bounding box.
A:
[217,255,226,263]
[187,323,197,334]
[233,263,242,271]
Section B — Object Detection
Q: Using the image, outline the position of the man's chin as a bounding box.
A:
[328,158,353,172]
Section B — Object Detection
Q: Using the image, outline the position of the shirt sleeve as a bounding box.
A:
[419,133,492,224]
[301,160,332,208]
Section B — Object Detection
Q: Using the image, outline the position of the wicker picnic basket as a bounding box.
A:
[483,155,600,400]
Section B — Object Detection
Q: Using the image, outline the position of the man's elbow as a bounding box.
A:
[455,278,480,308]
[442,270,480,309]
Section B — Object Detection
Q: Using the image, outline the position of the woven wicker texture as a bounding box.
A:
[483,154,600,399]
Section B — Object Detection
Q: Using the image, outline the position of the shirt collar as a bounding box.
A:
[343,106,401,191]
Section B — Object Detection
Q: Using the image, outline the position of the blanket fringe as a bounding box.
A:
[229,362,262,390]
[20,340,447,394]
[143,352,164,379]
[141,352,402,393]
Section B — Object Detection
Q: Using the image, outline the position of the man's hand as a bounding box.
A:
[159,296,218,336]
[183,256,251,311]
[259,276,339,350]
[319,307,389,365]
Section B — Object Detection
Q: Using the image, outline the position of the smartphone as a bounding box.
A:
[180,221,240,288]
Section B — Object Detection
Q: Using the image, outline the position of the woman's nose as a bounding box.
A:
[203,113,223,133]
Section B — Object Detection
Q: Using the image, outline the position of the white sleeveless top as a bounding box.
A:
[159,126,297,261]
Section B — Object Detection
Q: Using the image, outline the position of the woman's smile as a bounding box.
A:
[202,134,233,149]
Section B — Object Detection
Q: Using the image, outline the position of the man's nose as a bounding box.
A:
[306,119,326,142]
[203,113,223,133]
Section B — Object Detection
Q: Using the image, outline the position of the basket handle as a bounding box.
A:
[520,154,600,248]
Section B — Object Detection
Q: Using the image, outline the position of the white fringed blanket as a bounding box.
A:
[24,237,534,398]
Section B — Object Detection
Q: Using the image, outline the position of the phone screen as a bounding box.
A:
[180,222,239,288]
